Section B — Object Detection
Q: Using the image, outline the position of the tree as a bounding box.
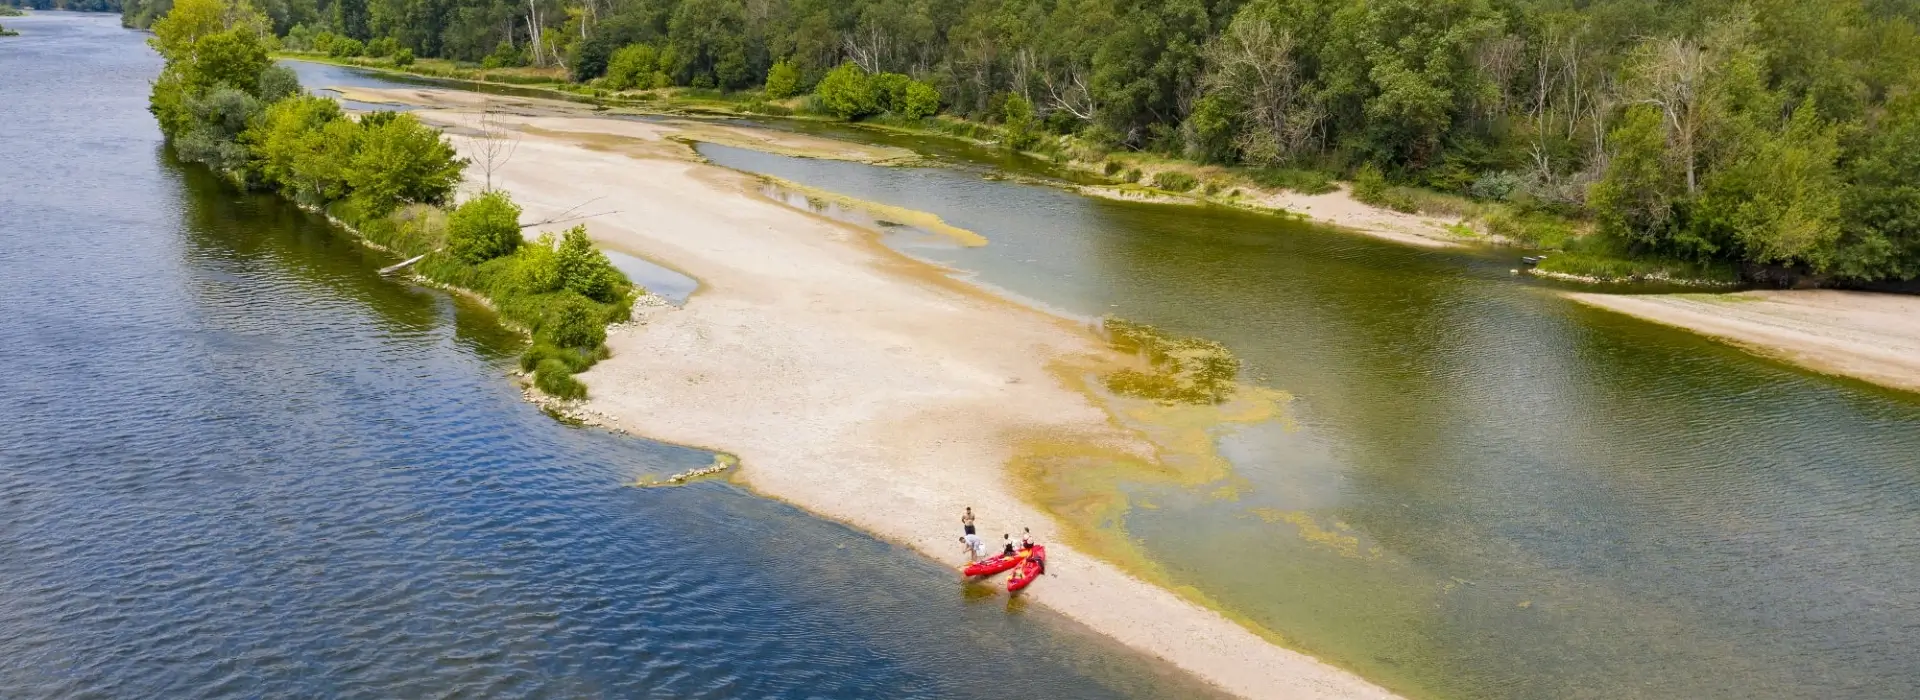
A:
[554,225,623,302]
[1201,3,1321,165]
[605,44,658,90]
[899,80,939,119]
[1692,103,1844,268]
[447,190,524,263]
[245,94,347,200]
[764,58,800,99]
[816,62,877,119]
[1589,104,1678,253]
[1834,91,1920,281]
[346,112,464,215]
[1002,92,1037,150]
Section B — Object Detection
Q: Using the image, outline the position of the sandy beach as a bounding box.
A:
[368,94,1404,699]
[1567,290,1920,394]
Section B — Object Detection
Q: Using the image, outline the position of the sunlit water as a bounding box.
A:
[690,142,1920,700]
[0,13,1222,699]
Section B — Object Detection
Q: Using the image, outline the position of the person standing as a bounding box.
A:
[1020,527,1035,550]
[961,507,976,536]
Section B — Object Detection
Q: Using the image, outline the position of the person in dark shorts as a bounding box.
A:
[962,507,976,536]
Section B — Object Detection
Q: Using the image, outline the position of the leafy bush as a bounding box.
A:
[815,62,876,120]
[764,59,800,99]
[605,44,658,91]
[1103,161,1123,176]
[533,359,587,399]
[1536,252,1739,284]
[739,99,793,116]
[346,113,463,215]
[1002,93,1037,150]
[391,48,414,67]
[1123,168,1142,183]
[1485,209,1579,249]
[1351,163,1390,204]
[1469,170,1524,202]
[898,81,940,120]
[328,37,364,58]
[554,225,625,303]
[447,191,523,263]
[521,342,606,373]
[364,36,398,58]
[1152,171,1199,192]
[539,297,606,349]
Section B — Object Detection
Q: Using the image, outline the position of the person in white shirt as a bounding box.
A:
[960,532,987,562]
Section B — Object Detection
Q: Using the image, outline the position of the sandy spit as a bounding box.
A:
[1075,183,1468,249]
[1567,290,1920,394]
[407,104,1400,700]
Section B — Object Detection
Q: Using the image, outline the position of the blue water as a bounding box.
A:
[0,13,1218,699]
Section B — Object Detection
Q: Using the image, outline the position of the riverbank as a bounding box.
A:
[1567,290,1920,394]
[395,97,1399,699]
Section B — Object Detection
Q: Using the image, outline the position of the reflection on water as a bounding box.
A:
[0,13,1224,700]
[697,142,1920,700]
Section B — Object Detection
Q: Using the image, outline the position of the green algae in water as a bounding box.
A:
[1100,317,1240,405]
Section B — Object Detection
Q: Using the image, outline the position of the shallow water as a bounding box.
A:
[693,143,1920,700]
[0,13,1222,699]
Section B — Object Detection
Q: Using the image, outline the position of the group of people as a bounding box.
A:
[957,506,1036,562]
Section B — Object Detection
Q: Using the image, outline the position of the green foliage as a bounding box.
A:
[328,36,363,58]
[763,59,800,99]
[1246,168,1336,195]
[391,47,414,67]
[1102,161,1123,176]
[899,80,940,120]
[532,359,588,399]
[605,44,659,91]
[346,113,464,216]
[1536,251,1739,285]
[1001,93,1037,150]
[815,62,876,120]
[1123,168,1141,183]
[364,36,397,58]
[1589,105,1680,255]
[539,297,607,349]
[446,191,523,263]
[554,225,628,303]
[1836,91,1920,281]
[1351,163,1391,206]
[1152,171,1198,192]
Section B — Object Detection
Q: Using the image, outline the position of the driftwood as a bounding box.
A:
[378,252,430,275]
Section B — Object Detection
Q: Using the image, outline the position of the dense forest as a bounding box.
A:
[121,0,1920,283]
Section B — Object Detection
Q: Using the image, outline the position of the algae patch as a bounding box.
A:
[1099,317,1240,404]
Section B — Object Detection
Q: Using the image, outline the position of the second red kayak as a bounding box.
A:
[1006,546,1046,592]
[962,549,1030,577]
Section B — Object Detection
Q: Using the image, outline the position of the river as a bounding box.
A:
[693,138,1920,695]
[0,13,1219,699]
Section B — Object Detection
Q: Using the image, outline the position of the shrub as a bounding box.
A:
[539,297,606,349]
[346,112,463,215]
[740,99,793,116]
[1123,168,1142,183]
[1152,171,1199,192]
[520,342,606,373]
[606,44,658,91]
[447,191,523,263]
[1352,163,1389,204]
[554,225,626,303]
[898,80,940,120]
[764,59,800,99]
[1469,170,1524,202]
[1203,181,1220,196]
[815,62,876,120]
[391,48,414,67]
[1103,161,1123,176]
[328,37,364,58]
[364,36,398,58]
[1002,93,1037,150]
[533,359,587,399]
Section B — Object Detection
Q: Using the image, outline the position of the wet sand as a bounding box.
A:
[387,96,1400,700]
[1567,290,1920,394]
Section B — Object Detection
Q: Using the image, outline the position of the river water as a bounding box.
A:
[691,141,1920,696]
[0,13,1221,699]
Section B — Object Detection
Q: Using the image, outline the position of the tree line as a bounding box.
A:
[147,0,636,399]
[126,0,1920,283]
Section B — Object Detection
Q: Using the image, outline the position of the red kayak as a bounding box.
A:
[1006,546,1046,592]
[962,548,1030,577]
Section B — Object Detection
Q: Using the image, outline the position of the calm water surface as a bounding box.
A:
[0,13,1221,699]
[691,142,1920,700]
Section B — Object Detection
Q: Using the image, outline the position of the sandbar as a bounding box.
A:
[1567,290,1920,394]
[399,99,1401,700]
